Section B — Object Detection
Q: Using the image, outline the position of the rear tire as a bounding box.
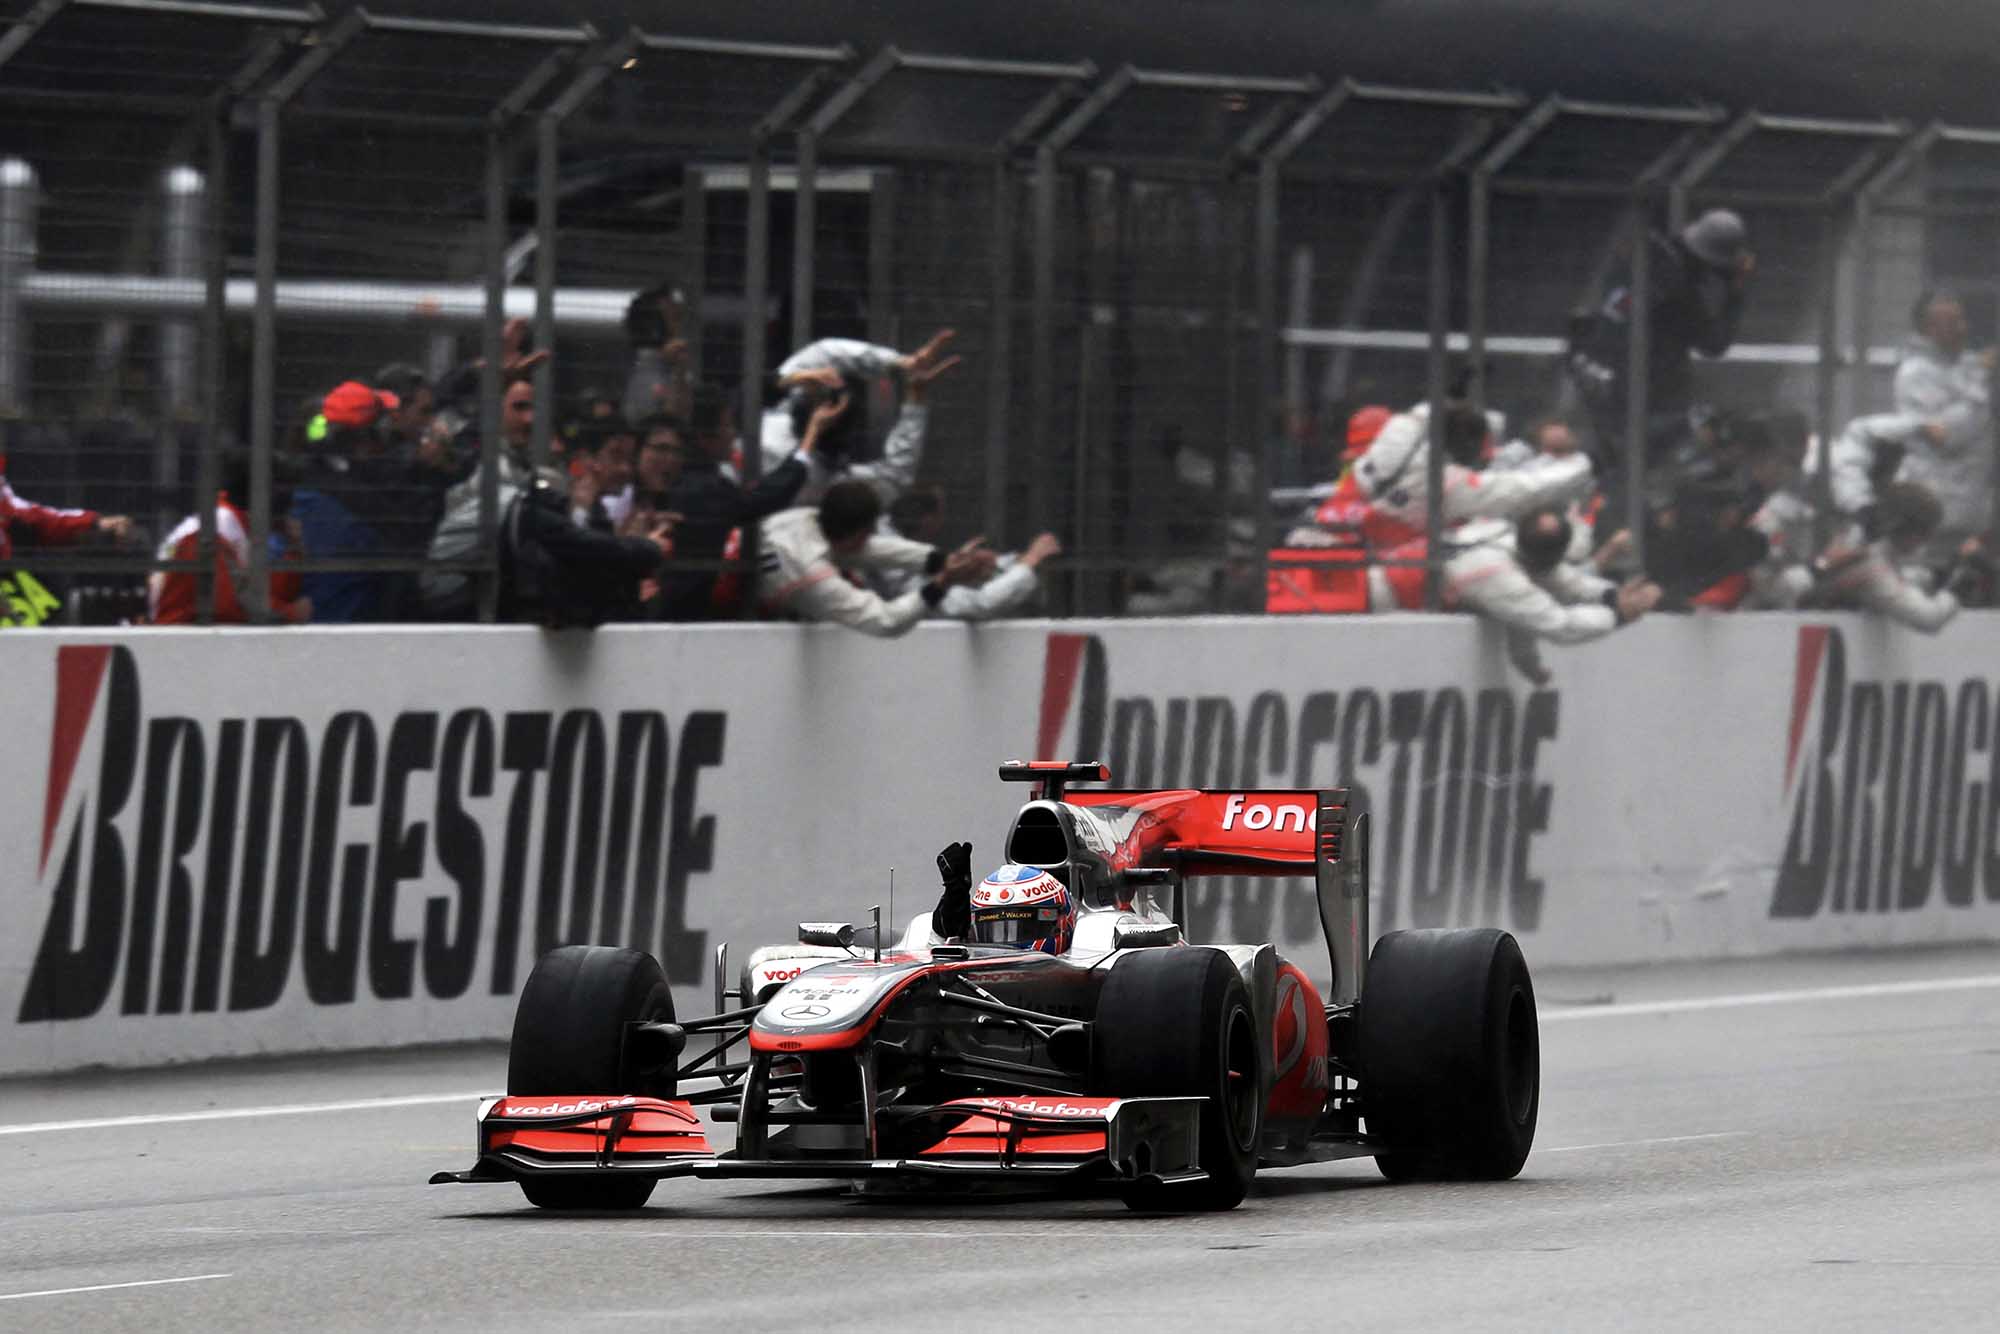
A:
[1092,947,1263,1211]
[1358,928,1538,1182]
[507,945,676,1210]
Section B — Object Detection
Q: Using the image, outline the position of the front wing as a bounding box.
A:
[431,1093,1207,1190]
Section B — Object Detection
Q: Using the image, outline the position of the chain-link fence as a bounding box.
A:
[2,1,1996,624]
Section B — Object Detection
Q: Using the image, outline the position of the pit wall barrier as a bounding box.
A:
[4,614,1998,1076]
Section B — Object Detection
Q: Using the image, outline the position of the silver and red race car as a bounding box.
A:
[432,761,1540,1211]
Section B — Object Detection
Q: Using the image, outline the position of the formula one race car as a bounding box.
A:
[432,761,1540,1212]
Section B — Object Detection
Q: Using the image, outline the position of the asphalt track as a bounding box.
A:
[5,947,2000,1332]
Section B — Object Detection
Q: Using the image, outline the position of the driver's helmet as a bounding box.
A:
[970,864,1076,956]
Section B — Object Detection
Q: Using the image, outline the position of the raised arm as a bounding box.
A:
[1440,453,1595,523]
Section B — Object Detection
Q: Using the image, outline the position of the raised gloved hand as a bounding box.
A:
[932,840,973,940]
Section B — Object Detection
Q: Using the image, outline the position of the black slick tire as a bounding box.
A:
[1092,947,1263,1211]
[507,945,676,1210]
[1358,928,1539,1182]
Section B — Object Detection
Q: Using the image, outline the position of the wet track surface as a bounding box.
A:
[6,948,2000,1332]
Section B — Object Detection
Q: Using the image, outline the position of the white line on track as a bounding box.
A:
[0,1091,488,1137]
[1539,1131,1749,1153]
[636,1230,1067,1239]
[0,1273,230,1302]
[1539,972,2000,1021]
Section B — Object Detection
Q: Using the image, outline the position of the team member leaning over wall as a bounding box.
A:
[1370,508,1663,685]
[1807,482,1990,634]
[757,479,994,636]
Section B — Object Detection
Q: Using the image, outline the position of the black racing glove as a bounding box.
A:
[932,840,972,940]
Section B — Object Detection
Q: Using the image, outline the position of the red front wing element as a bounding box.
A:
[918,1096,1120,1162]
[436,1093,1206,1188]
[477,1096,713,1172]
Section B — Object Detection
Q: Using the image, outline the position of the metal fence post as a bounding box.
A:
[1251,155,1282,550]
[532,112,559,471]
[1805,135,1903,552]
[1418,117,1500,610]
[0,158,36,420]
[245,8,364,622]
[1622,204,1650,565]
[246,95,279,620]
[791,47,898,350]
[159,166,203,424]
[535,32,639,472]
[744,136,771,488]
[478,129,509,622]
[1467,97,1560,417]
[1033,66,1131,614]
[1029,142,1060,602]
[967,72,1087,549]
[470,35,592,622]
[1422,181,1451,611]
[195,105,227,624]
[1850,125,1939,435]
[680,166,707,375]
[983,153,1019,543]
[194,25,304,626]
[1257,82,1356,492]
[155,164,202,536]
[731,54,847,614]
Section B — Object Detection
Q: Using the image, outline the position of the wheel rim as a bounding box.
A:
[1220,1003,1260,1152]
[1502,986,1537,1124]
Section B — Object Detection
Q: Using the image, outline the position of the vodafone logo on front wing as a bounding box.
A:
[966,1096,1115,1120]
[497,1096,641,1118]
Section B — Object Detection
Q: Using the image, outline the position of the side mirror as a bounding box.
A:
[1112,922,1181,950]
[1047,1023,1090,1073]
[798,922,857,948]
[625,1020,686,1066]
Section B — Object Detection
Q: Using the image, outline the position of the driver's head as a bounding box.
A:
[969,865,1075,956]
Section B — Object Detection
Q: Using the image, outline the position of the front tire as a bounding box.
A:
[1092,947,1263,1211]
[1358,928,1539,1181]
[507,945,676,1210]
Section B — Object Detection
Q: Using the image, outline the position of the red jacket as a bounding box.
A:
[0,475,97,559]
[1314,470,1425,552]
[147,496,307,625]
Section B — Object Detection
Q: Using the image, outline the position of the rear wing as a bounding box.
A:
[1059,785,1372,1006]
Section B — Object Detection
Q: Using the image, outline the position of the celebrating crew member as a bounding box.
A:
[756,478,993,636]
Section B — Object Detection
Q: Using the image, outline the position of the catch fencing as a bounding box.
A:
[3,1,2000,621]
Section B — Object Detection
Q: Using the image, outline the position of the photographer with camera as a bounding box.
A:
[499,466,673,630]
[1567,209,1755,494]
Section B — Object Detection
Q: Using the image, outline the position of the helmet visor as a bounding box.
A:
[972,904,1064,948]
